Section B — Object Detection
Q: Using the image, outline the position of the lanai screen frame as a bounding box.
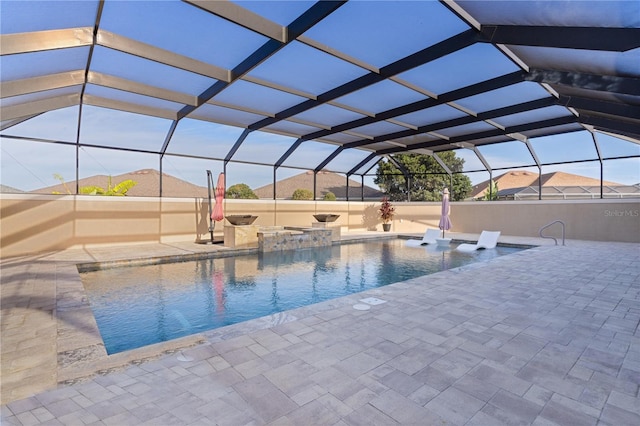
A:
[1,0,638,200]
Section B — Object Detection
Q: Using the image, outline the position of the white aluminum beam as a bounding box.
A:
[96,30,230,82]
[0,114,42,131]
[1,94,79,121]
[87,72,197,106]
[83,94,176,120]
[0,28,93,55]
[432,153,452,175]
[0,71,85,98]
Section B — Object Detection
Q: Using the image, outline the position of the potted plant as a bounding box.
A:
[378,197,395,231]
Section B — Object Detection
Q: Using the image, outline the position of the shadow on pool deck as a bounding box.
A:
[1,233,638,425]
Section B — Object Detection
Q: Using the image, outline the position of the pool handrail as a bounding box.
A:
[539,220,566,246]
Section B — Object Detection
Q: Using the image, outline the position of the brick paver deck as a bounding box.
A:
[1,234,639,425]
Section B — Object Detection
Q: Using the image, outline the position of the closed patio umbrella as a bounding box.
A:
[212,172,225,221]
[438,187,452,238]
[207,171,225,243]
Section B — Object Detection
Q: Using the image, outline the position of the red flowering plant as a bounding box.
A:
[378,197,395,224]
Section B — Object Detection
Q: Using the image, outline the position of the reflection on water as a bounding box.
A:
[81,240,524,354]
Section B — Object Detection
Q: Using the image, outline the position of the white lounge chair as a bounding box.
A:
[456,231,501,252]
[405,228,441,247]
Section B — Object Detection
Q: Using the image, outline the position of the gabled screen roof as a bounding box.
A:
[1,0,638,181]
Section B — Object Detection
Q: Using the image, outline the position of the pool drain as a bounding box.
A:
[353,297,387,310]
[360,297,387,305]
[176,351,194,362]
[352,304,370,311]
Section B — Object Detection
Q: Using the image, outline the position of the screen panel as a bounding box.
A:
[246,41,368,96]
[1,138,76,192]
[529,131,599,164]
[78,105,172,151]
[168,119,247,158]
[78,146,160,196]
[100,0,267,70]
[0,106,80,143]
[1,0,98,33]
[303,0,468,68]
[398,43,520,96]
[231,131,299,165]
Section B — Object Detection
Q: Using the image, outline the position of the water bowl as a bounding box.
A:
[313,214,340,223]
[225,215,258,226]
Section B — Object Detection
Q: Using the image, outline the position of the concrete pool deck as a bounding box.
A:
[1,232,639,425]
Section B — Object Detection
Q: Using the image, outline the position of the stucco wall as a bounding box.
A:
[1,194,638,257]
[448,200,640,242]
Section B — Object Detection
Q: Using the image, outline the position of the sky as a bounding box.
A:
[1,0,639,193]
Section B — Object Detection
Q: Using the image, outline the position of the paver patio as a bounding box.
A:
[1,234,639,425]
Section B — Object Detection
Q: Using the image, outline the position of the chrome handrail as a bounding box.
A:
[539,220,566,246]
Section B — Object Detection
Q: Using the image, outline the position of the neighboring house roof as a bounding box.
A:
[31,169,209,198]
[253,170,384,199]
[497,184,640,199]
[470,170,622,199]
[0,184,24,193]
[29,169,382,199]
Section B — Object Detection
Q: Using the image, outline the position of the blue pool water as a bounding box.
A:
[81,239,525,354]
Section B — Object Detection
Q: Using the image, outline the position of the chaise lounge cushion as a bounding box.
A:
[456,231,501,252]
[405,228,441,247]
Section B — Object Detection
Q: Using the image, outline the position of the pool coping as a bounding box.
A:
[75,235,534,272]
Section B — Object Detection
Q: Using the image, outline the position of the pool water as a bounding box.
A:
[81,239,524,354]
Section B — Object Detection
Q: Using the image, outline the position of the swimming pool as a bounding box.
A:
[81,239,525,354]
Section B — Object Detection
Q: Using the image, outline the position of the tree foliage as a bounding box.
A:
[374,152,472,201]
[53,174,137,196]
[79,179,137,196]
[292,188,313,200]
[483,180,499,201]
[226,183,258,199]
[323,191,336,201]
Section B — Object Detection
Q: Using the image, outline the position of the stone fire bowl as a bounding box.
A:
[225,215,258,226]
[313,214,340,223]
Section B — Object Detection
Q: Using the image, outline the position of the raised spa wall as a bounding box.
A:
[224,222,340,252]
